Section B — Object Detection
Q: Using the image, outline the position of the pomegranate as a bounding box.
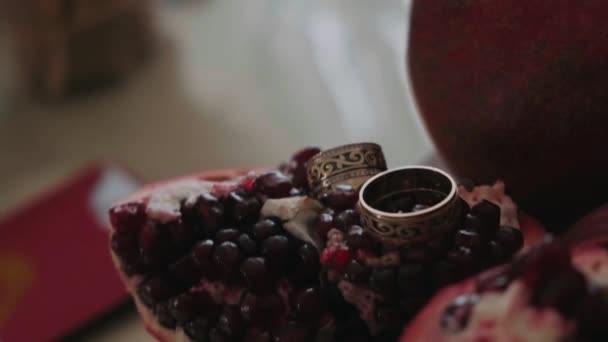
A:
[109,148,543,341]
[408,0,608,231]
[401,206,608,342]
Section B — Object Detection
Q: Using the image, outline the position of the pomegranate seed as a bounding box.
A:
[345,225,372,250]
[253,218,283,241]
[137,277,173,307]
[167,219,197,248]
[237,233,257,256]
[315,212,334,239]
[213,241,242,270]
[454,229,482,250]
[294,244,320,285]
[192,193,225,234]
[320,248,353,270]
[154,303,177,329]
[262,235,290,262]
[109,201,146,234]
[475,267,512,293]
[138,221,171,267]
[240,293,284,327]
[291,147,321,166]
[218,306,246,337]
[215,228,241,243]
[319,184,358,211]
[255,171,293,198]
[334,209,359,231]
[184,317,210,341]
[226,191,261,225]
[441,294,480,333]
[169,255,202,286]
[495,225,524,255]
[343,260,371,284]
[168,293,196,322]
[241,257,273,294]
[447,246,478,271]
[111,232,137,259]
[295,288,326,324]
[471,200,501,232]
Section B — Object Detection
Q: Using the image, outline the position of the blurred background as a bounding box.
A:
[0,0,433,340]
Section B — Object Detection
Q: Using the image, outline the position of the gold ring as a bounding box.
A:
[305,142,387,196]
[358,165,462,247]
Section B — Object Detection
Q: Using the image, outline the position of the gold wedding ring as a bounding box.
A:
[306,143,387,197]
[358,166,462,247]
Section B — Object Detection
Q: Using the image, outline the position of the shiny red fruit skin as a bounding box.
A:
[408,0,608,231]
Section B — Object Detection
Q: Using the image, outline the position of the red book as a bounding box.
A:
[0,164,140,341]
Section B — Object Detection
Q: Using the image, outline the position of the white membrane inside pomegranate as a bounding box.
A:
[109,148,538,342]
[428,238,608,342]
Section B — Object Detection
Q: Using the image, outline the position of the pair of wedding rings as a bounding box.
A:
[306,143,461,247]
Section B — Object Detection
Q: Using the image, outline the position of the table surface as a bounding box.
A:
[0,1,430,340]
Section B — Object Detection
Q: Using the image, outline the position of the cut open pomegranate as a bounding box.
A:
[401,206,608,342]
[109,148,545,341]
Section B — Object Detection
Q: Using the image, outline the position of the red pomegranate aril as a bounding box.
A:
[168,293,197,322]
[240,293,284,326]
[334,209,359,231]
[111,232,138,259]
[273,321,312,342]
[139,222,172,267]
[397,264,427,295]
[154,303,177,329]
[241,257,273,294]
[345,225,372,250]
[295,288,327,324]
[215,228,241,243]
[253,218,283,242]
[138,277,173,308]
[343,260,371,284]
[262,235,291,262]
[454,229,482,250]
[447,246,478,270]
[185,316,211,341]
[218,305,246,337]
[470,200,501,231]
[193,240,215,264]
[295,244,321,285]
[109,201,146,234]
[291,146,321,166]
[488,240,510,263]
[321,248,353,271]
[576,289,608,340]
[315,212,335,239]
[370,267,398,296]
[214,241,243,270]
[256,171,294,199]
[495,225,524,255]
[227,191,262,225]
[319,184,359,211]
[535,267,587,316]
[167,219,197,248]
[169,255,202,286]
[237,233,258,256]
[193,193,225,233]
[375,305,403,330]
[441,294,480,333]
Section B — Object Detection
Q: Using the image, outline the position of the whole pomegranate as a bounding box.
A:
[408,0,608,232]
